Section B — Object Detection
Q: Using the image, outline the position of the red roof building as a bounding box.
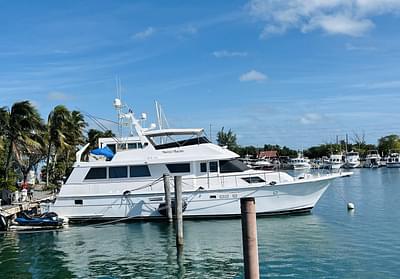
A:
[258,150,278,159]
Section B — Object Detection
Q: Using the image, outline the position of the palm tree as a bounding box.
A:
[13,129,46,184]
[0,107,8,153]
[45,105,71,186]
[87,129,115,150]
[217,127,239,152]
[62,110,87,175]
[0,101,44,180]
[67,110,87,147]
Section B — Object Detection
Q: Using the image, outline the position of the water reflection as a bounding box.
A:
[1,169,400,278]
[0,230,74,279]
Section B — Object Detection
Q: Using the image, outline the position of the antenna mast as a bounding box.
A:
[115,76,124,137]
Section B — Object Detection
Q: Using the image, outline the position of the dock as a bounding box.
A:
[0,190,55,230]
[0,199,47,218]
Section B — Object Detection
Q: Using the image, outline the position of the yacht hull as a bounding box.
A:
[291,165,311,170]
[322,163,343,170]
[50,176,337,222]
[344,162,360,169]
[387,163,400,168]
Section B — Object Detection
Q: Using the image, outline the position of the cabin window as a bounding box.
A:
[106,144,116,154]
[152,136,210,150]
[200,162,207,173]
[85,167,107,180]
[128,143,137,149]
[130,165,151,177]
[118,143,127,150]
[138,143,143,149]
[109,166,128,178]
[167,163,191,173]
[242,177,266,184]
[209,161,218,172]
[74,200,83,205]
[219,159,249,173]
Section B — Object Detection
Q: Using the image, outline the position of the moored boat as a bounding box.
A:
[11,212,64,230]
[344,151,360,168]
[364,150,381,168]
[288,152,311,170]
[323,154,344,170]
[387,152,400,168]
[47,99,352,222]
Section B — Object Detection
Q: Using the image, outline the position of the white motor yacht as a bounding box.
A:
[387,152,400,168]
[323,154,344,170]
[364,150,381,168]
[252,159,275,170]
[288,153,311,170]
[49,99,352,222]
[344,151,360,168]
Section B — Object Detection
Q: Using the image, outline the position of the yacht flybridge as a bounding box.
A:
[50,99,352,222]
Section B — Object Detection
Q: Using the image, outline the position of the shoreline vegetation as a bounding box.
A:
[1,100,399,192]
[0,100,114,192]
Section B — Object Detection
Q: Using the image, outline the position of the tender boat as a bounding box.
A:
[344,151,360,168]
[387,152,400,168]
[48,99,352,222]
[364,150,381,168]
[11,212,64,230]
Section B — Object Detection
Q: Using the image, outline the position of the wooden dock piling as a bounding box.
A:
[163,174,173,223]
[241,197,260,279]
[174,176,184,247]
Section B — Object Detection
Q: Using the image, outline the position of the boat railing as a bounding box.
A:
[178,169,334,189]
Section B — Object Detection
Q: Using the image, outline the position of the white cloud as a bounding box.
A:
[47,91,72,101]
[133,27,155,40]
[239,70,267,82]
[300,113,323,125]
[304,15,374,36]
[248,0,400,38]
[213,50,248,58]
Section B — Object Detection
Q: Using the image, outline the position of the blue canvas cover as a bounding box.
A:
[90,146,114,159]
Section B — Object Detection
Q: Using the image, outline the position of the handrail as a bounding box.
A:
[76,143,90,163]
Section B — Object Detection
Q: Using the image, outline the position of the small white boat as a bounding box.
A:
[344,151,360,168]
[252,159,275,170]
[323,154,343,170]
[387,152,400,168]
[364,150,381,168]
[288,153,311,170]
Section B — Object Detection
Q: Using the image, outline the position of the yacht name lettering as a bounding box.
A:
[162,150,184,154]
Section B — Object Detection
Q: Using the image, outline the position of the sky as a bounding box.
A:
[1,0,400,149]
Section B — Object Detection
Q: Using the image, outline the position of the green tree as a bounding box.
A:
[237,145,258,157]
[87,129,115,150]
[0,107,7,153]
[378,134,400,156]
[217,127,239,152]
[14,132,46,185]
[0,101,44,180]
[62,110,87,176]
[45,105,71,186]
[263,144,297,158]
[67,111,87,147]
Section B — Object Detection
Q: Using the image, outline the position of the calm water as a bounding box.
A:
[1,168,400,278]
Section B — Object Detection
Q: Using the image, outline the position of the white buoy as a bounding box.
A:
[347,202,355,210]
